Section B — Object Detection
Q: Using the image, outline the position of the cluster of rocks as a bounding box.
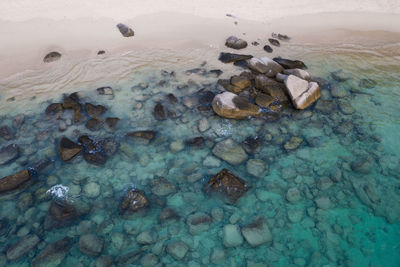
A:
[226,32,290,54]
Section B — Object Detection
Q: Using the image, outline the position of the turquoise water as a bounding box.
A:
[0,42,399,267]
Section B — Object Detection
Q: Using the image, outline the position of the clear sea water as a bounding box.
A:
[0,39,399,267]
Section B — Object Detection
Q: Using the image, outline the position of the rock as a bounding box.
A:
[223,224,243,247]
[254,75,288,102]
[185,136,204,147]
[119,189,149,215]
[203,156,221,168]
[105,117,120,129]
[199,91,216,104]
[255,93,274,108]
[263,45,273,53]
[273,57,307,69]
[141,253,159,267]
[351,158,372,174]
[97,86,113,95]
[212,138,248,165]
[211,248,226,264]
[252,41,259,46]
[59,121,67,131]
[248,57,284,77]
[218,52,253,63]
[284,75,321,109]
[97,50,106,55]
[212,92,259,119]
[6,234,40,261]
[275,73,287,82]
[331,85,349,98]
[83,182,101,198]
[32,237,73,267]
[338,100,355,115]
[315,196,331,209]
[170,140,184,152]
[116,23,134,37]
[209,69,223,77]
[242,136,261,154]
[287,208,303,223]
[136,230,157,245]
[95,256,113,267]
[44,201,78,229]
[166,93,178,103]
[284,136,303,150]
[79,234,104,256]
[0,144,19,165]
[317,177,333,190]
[126,131,156,142]
[183,96,198,108]
[13,114,25,128]
[246,159,266,178]
[45,103,64,117]
[225,36,248,49]
[233,60,249,68]
[0,126,14,140]
[0,169,32,194]
[159,208,179,222]
[268,38,280,46]
[85,118,103,131]
[153,103,167,121]
[283,69,311,81]
[85,103,107,118]
[205,168,250,202]
[198,117,210,132]
[331,70,349,82]
[272,32,291,41]
[315,100,336,114]
[43,51,61,63]
[286,188,302,203]
[59,137,82,161]
[167,241,189,260]
[230,74,251,92]
[335,121,354,135]
[241,218,272,247]
[187,212,212,234]
[151,178,176,196]
[359,78,376,88]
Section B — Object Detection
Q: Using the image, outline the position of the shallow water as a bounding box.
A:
[0,41,399,267]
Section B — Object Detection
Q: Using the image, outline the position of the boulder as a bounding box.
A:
[186,136,205,147]
[286,188,302,203]
[255,93,274,108]
[230,74,251,93]
[246,159,266,178]
[212,92,259,119]
[0,169,32,194]
[79,234,104,256]
[59,137,82,161]
[6,234,40,261]
[153,103,167,121]
[32,237,73,267]
[272,32,290,41]
[284,75,321,109]
[97,86,113,95]
[212,138,248,165]
[0,126,14,140]
[126,131,156,144]
[273,57,307,69]
[85,103,107,118]
[254,75,288,102]
[223,224,243,247]
[45,103,64,117]
[241,218,272,247]
[268,38,280,47]
[85,118,103,131]
[43,51,61,63]
[167,241,189,260]
[284,136,303,150]
[119,189,149,215]
[283,69,311,81]
[44,201,79,230]
[248,57,283,77]
[0,144,19,165]
[159,208,179,222]
[136,230,157,245]
[105,117,120,129]
[225,36,248,49]
[218,52,253,63]
[205,168,250,202]
[263,45,273,53]
[117,23,134,37]
[150,178,176,196]
[187,212,212,234]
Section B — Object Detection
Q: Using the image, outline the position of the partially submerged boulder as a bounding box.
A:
[59,137,82,162]
[273,57,307,69]
[119,189,149,215]
[225,36,248,49]
[85,103,107,118]
[218,52,253,63]
[212,92,259,119]
[117,23,134,37]
[284,75,321,109]
[0,169,32,194]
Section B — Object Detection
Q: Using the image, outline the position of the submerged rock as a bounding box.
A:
[212,138,248,165]
[85,118,103,131]
[0,144,19,165]
[241,218,272,247]
[167,241,189,260]
[79,234,104,256]
[45,103,64,117]
[151,178,176,196]
[0,126,14,140]
[284,75,321,109]
[242,136,261,154]
[246,159,266,178]
[126,131,156,143]
[159,207,179,222]
[44,201,79,229]
[6,234,40,261]
[284,136,303,150]
[268,38,280,47]
[85,103,107,118]
[223,224,243,247]
[359,78,377,88]
[43,51,61,63]
[225,36,248,49]
[119,189,149,215]
[273,57,307,69]
[186,136,205,147]
[331,70,349,82]
[105,117,120,129]
[218,52,253,63]
[153,103,167,121]
[205,168,250,202]
[59,137,82,161]
[32,237,73,267]
[117,23,134,37]
[212,92,259,119]
[0,169,32,194]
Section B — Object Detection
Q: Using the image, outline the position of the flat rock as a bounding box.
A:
[43,51,61,63]
[59,137,82,161]
[6,234,40,261]
[225,36,248,49]
[0,144,19,165]
[212,138,248,165]
[117,23,134,37]
[79,234,104,256]
[223,224,243,247]
[273,57,307,69]
[248,57,283,77]
[212,92,259,119]
[241,218,272,247]
[205,168,250,202]
[32,237,73,267]
[119,189,149,215]
[218,52,253,63]
[151,178,176,196]
[284,75,321,109]
[167,241,189,260]
[255,93,274,108]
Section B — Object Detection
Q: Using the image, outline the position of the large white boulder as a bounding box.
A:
[212,92,259,119]
[284,75,321,109]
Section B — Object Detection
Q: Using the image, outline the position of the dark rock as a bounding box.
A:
[251,41,259,46]
[13,114,25,128]
[85,103,107,118]
[97,50,106,55]
[150,178,176,196]
[126,131,156,142]
[186,136,204,147]
[199,91,216,104]
[254,75,288,102]
[85,118,103,131]
[204,169,250,203]
[225,36,248,49]
[351,158,372,174]
[233,60,249,68]
[153,103,167,121]
[255,93,274,108]
[97,87,113,95]
[273,57,307,69]
[268,38,280,47]
[43,52,61,63]
[83,151,107,166]
[159,208,179,222]
[117,23,134,37]
[209,69,223,77]
[166,93,178,103]
[81,138,109,166]
[77,135,92,147]
[218,52,253,63]
[242,136,261,154]
[45,103,64,117]
[62,93,84,123]
[59,137,82,161]
[359,78,377,88]
[0,126,14,140]
[230,74,251,93]
[79,234,104,256]
[0,169,31,194]
[272,32,290,41]
[119,189,149,215]
[6,234,40,261]
[0,144,19,165]
[185,68,206,76]
[95,256,113,267]
[212,92,260,119]
[32,237,73,267]
[263,45,273,53]
[105,117,120,129]
[44,201,78,230]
